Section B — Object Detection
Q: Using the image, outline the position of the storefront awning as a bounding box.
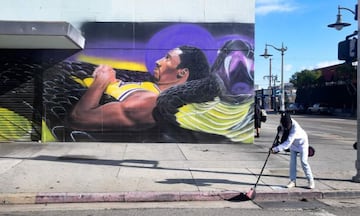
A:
[0,21,85,65]
[0,21,84,49]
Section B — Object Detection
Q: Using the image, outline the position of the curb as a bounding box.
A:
[0,191,240,204]
[253,190,360,201]
[1,190,360,205]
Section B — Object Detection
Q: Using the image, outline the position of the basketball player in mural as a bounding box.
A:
[43,39,254,143]
[68,45,217,132]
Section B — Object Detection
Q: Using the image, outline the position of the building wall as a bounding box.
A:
[0,0,255,144]
[0,0,254,26]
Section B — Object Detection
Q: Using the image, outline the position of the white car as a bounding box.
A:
[307,103,331,114]
[287,103,305,114]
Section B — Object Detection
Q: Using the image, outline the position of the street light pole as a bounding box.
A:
[268,58,272,89]
[263,58,273,110]
[262,59,273,89]
[280,44,286,112]
[355,2,360,183]
[328,2,360,183]
[261,43,288,112]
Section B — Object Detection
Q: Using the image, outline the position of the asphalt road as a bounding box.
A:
[293,115,356,144]
[261,113,356,146]
[1,198,359,216]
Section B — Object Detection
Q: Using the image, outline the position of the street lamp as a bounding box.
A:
[328,5,356,30]
[328,3,360,183]
[261,43,287,112]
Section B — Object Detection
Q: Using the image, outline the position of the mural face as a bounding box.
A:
[1,22,255,144]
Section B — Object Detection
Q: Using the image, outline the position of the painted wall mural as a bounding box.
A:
[1,22,255,144]
[0,50,79,142]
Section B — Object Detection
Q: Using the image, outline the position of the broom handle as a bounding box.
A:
[254,150,271,187]
[254,130,281,187]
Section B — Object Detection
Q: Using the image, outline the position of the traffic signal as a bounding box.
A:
[338,37,357,63]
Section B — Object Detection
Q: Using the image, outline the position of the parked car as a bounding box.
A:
[307,103,331,114]
[287,103,305,114]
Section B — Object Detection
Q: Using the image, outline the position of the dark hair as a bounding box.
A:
[177,45,210,81]
[280,112,292,130]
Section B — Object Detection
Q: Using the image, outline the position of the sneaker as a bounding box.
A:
[308,180,315,189]
[286,181,296,188]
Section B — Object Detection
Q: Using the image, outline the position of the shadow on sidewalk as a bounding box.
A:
[1,154,353,184]
[1,154,285,176]
[156,178,255,187]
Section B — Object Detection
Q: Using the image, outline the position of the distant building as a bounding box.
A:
[294,63,356,115]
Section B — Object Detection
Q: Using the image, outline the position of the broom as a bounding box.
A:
[245,128,281,200]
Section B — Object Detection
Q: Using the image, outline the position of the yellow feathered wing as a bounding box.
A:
[175,97,254,143]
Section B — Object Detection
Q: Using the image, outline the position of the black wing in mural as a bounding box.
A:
[43,61,160,142]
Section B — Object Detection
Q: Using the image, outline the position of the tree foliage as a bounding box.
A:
[334,64,356,83]
[289,69,322,88]
[291,64,357,110]
[289,64,356,89]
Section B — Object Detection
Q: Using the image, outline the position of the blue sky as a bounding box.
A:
[255,0,358,89]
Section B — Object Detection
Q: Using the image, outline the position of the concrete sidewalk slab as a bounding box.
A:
[1,113,360,204]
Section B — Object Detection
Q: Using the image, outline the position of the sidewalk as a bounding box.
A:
[0,113,360,204]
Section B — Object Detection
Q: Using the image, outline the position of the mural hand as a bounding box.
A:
[93,65,117,85]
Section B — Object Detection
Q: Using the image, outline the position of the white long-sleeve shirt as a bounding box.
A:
[273,119,309,153]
